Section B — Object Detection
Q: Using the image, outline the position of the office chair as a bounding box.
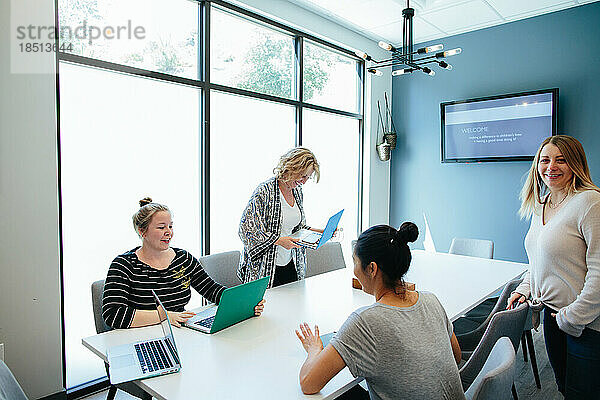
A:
[449,238,494,259]
[459,302,529,400]
[199,251,242,288]
[450,237,497,332]
[0,360,28,400]
[91,280,152,400]
[464,337,516,400]
[305,242,346,278]
[454,276,540,389]
[519,308,541,389]
[455,277,522,360]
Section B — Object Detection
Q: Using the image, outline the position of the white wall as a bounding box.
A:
[0,0,63,398]
[0,0,390,397]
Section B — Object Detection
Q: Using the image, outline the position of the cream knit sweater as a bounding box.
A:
[515,190,600,336]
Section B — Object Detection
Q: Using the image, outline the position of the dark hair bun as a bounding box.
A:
[139,197,153,207]
[397,222,418,243]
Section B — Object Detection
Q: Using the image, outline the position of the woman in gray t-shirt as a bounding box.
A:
[295,222,464,400]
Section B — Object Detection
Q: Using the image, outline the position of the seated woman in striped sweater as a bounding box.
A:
[102,197,265,329]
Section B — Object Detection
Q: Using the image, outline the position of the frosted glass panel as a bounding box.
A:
[209,91,295,254]
[59,62,201,388]
[211,8,295,99]
[58,0,199,79]
[302,109,360,263]
[303,40,359,113]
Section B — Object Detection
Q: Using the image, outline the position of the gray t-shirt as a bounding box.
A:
[330,292,465,400]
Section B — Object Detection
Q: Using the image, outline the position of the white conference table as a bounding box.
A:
[83,250,527,400]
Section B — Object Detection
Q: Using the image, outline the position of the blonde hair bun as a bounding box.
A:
[132,198,170,237]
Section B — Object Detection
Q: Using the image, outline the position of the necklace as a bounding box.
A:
[548,192,568,209]
[376,286,407,302]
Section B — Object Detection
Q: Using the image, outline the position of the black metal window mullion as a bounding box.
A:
[201,0,211,256]
[357,60,366,235]
[295,36,303,146]
[53,0,68,391]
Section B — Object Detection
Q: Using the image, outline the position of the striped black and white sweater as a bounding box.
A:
[102,247,225,329]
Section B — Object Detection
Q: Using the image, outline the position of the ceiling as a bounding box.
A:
[285,0,599,46]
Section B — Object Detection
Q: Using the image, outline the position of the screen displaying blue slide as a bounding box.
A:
[442,90,556,162]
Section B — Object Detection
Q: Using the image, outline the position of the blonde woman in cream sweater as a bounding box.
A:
[509,135,600,399]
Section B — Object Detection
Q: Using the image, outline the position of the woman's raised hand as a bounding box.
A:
[295,322,323,354]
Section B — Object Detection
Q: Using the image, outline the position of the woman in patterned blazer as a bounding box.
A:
[238,147,321,288]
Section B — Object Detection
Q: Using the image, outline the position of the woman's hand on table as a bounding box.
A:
[296,322,324,355]
[276,236,300,250]
[254,299,266,316]
[168,310,196,327]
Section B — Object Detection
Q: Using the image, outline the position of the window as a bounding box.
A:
[59,0,199,79]
[59,62,202,388]
[209,91,295,253]
[302,109,360,261]
[303,40,360,113]
[211,8,295,99]
[57,0,363,391]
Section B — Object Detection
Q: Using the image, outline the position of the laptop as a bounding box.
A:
[184,276,269,334]
[107,291,181,385]
[290,209,344,250]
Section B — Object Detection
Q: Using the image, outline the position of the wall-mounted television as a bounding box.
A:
[441,88,558,163]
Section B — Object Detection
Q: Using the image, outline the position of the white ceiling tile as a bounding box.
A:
[415,0,475,14]
[282,0,599,47]
[416,32,448,43]
[443,20,503,37]
[284,0,369,27]
[420,0,502,33]
[369,16,444,44]
[289,0,367,13]
[369,22,404,43]
[504,4,582,21]
[337,0,408,29]
[486,0,573,18]
[412,17,447,42]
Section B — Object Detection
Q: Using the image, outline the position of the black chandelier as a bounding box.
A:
[355,0,461,77]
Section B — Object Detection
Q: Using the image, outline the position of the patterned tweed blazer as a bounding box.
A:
[238,177,308,288]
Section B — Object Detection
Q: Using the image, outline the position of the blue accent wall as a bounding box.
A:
[390,2,600,262]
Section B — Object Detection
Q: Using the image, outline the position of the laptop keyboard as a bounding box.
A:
[194,315,215,329]
[135,340,173,374]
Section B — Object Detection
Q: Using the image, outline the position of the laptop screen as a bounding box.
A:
[152,291,180,364]
[157,298,171,337]
[318,209,344,246]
